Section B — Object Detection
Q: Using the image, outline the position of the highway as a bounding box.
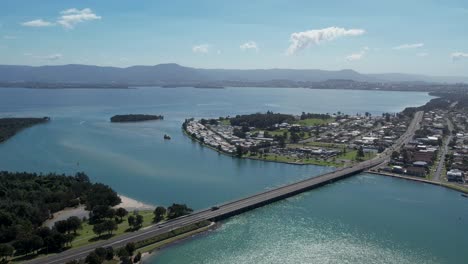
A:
[25,111,423,264]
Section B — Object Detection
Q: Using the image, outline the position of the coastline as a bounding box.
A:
[183,127,341,167]
[367,170,468,194]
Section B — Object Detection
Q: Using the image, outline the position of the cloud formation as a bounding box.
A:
[25,53,63,61]
[346,46,369,61]
[393,43,424,50]
[57,8,101,29]
[240,41,258,51]
[21,8,100,29]
[192,44,210,53]
[21,19,54,27]
[287,27,365,55]
[451,52,468,60]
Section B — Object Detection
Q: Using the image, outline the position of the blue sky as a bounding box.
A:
[1,0,468,76]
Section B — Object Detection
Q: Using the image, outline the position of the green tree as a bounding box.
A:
[92,223,106,237]
[127,215,135,228]
[85,252,102,264]
[102,220,117,235]
[0,244,14,261]
[67,216,82,234]
[153,206,166,223]
[125,242,136,255]
[357,146,365,159]
[167,204,193,219]
[116,208,128,223]
[133,251,142,263]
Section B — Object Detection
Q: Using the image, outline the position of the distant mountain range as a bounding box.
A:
[0,63,467,84]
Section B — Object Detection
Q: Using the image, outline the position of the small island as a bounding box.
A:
[0,117,49,143]
[110,114,164,123]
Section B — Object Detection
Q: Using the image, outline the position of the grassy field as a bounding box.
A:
[294,118,334,126]
[71,210,154,248]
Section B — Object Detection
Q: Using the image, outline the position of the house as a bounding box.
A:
[413,161,429,167]
[406,166,427,177]
[447,169,464,182]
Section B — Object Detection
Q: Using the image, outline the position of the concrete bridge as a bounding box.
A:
[26,111,423,264]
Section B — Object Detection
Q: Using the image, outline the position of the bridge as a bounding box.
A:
[26,111,423,264]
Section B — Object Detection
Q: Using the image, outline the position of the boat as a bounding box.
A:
[164,134,171,140]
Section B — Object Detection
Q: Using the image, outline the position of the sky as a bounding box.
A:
[1,0,468,76]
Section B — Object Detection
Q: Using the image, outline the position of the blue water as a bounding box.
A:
[4,87,463,263]
[0,87,432,209]
[149,174,468,264]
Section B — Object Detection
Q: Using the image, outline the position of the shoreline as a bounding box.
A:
[43,194,154,227]
[183,127,339,167]
[366,170,468,194]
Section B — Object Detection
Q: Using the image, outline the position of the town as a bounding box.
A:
[377,94,468,189]
[182,110,414,167]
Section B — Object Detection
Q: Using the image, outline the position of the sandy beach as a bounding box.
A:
[44,194,155,227]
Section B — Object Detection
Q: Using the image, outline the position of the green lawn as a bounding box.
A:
[219,119,230,125]
[294,118,335,126]
[71,210,154,248]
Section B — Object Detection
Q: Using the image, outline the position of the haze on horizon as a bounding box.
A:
[1,0,468,76]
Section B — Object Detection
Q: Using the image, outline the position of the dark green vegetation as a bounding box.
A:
[229,111,295,129]
[110,114,164,123]
[403,91,468,115]
[0,171,120,261]
[0,117,49,143]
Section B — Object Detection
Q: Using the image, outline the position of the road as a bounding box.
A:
[433,118,453,182]
[25,111,423,264]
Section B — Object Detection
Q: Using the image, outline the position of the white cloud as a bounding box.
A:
[57,8,101,29]
[416,52,429,57]
[451,52,468,61]
[192,44,210,54]
[286,26,365,55]
[240,41,258,51]
[25,53,63,61]
[21,19,54,27]
[346,46,368,61]
[392,43,424,50]
[3,35,17,39]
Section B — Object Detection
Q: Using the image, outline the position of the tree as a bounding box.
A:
[125,242,136,255]
[105,246,114,260]
[85,252,102,264]
[93,223,106,237]
[117,248,129,259]
[102,220,117,235]
[167,204,193,219]
[94,247,107,261]
[54,220,70,234]
[116,208,128,222]
[135,215,144,229]
[133,251,142,263]
[357,146,365,159]
[67,216,82,234]
[153,206,166,223]
[85,183,121,211]
[0,244,13,261]
[127,215,135,228]
[391,151,400,160]
[236,145,244,158]
[290,132,300,143]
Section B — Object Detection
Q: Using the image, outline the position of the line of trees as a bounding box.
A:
[230,111,295,129]
[0,117,49,143]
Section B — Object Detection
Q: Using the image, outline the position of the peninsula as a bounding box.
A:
[0,117,49,143]
[110,114,164,123]
[183,110,412,166]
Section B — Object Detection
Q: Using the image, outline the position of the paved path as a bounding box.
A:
[25,111,423,264]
